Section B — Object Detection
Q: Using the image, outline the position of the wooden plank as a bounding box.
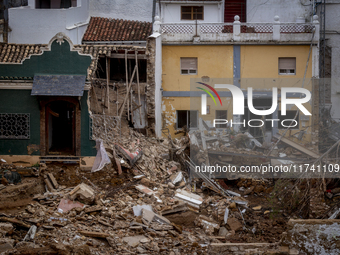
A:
[105,57,110,115]
[47,173,59,189]
[119,66,137,119]
[0,217,31,228]
[125,50,129,120]
[78,230,110,238]
[273,134,319,158]
[108,53,147,59]
[135,51,143,125]
[44,177,55,192]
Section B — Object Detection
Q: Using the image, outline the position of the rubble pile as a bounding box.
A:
[0,130,293,254]
[0,128,338,254]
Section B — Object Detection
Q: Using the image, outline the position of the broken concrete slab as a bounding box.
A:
[133,204,153,217]
[170,172,183,185]
[23,225,37,241]
[195,215,220,235]
[142,209,155,225]
[57,198,85,213]
[0,223,13,236]
[122,235,146,247]
[284,219,340,254]
[209,243,278,254]
[227,217,243,231]
[174,189,203,209]
[0,242,13,253]
[135,184,154,196]
[68,183,95,204]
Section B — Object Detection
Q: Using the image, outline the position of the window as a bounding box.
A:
[181,6,204,20]
[177,110,198,129]
[180,58,197,75]
[35,0,76,9]
[0,113,30,139]
[215,110,228,128]
[224,0,246,22]
[279,58,296,75]
[278,110,299,129]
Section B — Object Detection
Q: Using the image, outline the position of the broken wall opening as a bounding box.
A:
[85,45,155,138]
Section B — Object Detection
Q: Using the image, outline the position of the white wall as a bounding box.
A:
[8,0,89,44]
[325,3,340,121]
[161,3,222,23]
[247,0,312,23]
[89,0,154,22]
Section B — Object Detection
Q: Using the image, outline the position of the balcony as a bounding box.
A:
[158,15,319,44]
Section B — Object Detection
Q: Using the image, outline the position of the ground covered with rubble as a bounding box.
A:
[0,130,338,254]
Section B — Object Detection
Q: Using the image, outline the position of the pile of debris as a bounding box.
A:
[0,129,293,254]
[0,125,339,254]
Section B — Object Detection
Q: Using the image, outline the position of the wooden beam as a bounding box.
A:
[125,50,129,120]
[78,230,110,239]
[106,57,110,115]
[135,51,142,125]
[119,65,137,119]
[109,53,147,59]
[273,134,319,158]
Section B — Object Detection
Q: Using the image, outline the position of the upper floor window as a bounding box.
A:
[35,0,77,9]
[279,58,296,75]
[181,6,204,20]
[180,57,197,75]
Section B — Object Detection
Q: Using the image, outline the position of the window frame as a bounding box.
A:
[278,57,296,76]
[181,6,204,21]
[278,110,299,129]
[176,110,199,130]
[215,110,228,129]
[180,57,198,75]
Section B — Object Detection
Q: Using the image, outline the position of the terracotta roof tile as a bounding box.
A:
[0,43,146,80]
[83,17,153,42]
[0,43,45,64]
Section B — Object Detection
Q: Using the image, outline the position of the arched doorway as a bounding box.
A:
[46,101,75,155]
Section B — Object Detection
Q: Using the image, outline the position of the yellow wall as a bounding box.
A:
[162,45,233,91]
[162,45,315,142]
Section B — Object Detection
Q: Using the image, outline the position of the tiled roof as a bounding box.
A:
[83,17,153,42]
[0,44,45,63]
[0,43,146,80]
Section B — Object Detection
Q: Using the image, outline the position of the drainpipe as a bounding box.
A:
[152,0,156,23]
[3,0,8,43]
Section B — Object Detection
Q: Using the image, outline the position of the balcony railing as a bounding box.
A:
[156,15,319,43]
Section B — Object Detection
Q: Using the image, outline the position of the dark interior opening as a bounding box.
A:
[47,101,75,155]
[242,98,274,142]
[35,0,74,9]
[97,57,147,82]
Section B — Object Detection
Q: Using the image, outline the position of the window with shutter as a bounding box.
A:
[279,58,296,75]
[180,57,197,75]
